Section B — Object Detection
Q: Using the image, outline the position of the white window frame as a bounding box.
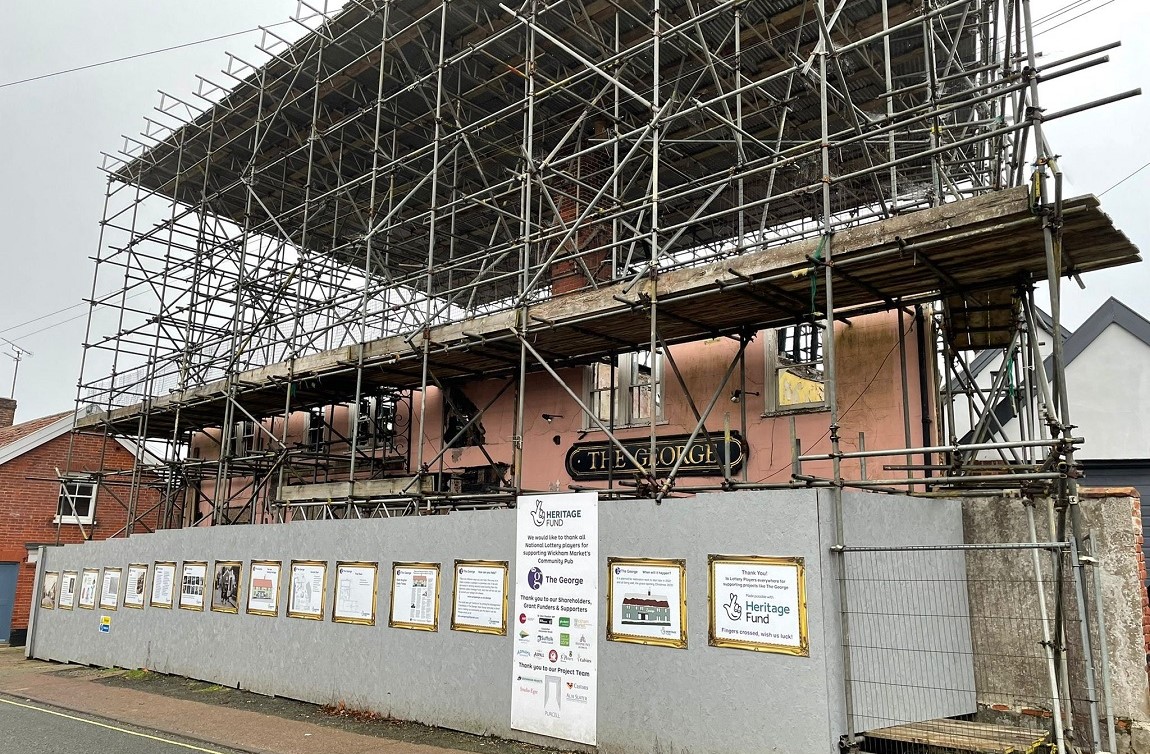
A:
[763,321,828,415]
[231,420,258,456]
[584,349,665,429]
[55,479,97,525]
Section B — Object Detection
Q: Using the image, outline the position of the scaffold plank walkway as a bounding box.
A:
[862,718,1053,753]
[81,186,1137,438]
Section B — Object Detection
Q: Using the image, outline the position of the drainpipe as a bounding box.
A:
[914,305,935,478]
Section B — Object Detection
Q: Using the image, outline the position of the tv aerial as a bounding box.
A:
[1,338,33,399]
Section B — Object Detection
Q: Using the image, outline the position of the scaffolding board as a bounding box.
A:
[79,188,1137,438]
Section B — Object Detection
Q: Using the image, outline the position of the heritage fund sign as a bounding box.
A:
[510,492,599,745]
[708,554,808,656]
[565,433,745,480]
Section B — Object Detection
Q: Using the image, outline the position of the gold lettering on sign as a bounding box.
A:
[565,433,745,479]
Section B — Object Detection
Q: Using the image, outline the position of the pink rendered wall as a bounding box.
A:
[189,406,358,461]
[184,309,934,504]
[190,406,360,523]
[415,309,934,492]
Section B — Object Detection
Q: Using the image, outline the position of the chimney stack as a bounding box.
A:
[548,120,613,296]
[0,398,14,429]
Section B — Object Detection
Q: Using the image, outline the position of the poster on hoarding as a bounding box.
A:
[211,561,242,614]
[333,562,377,625]
[708,554,807,656]
[287,560,326,619]
[451,560,508,635]
[39,572,59,610]
[124,564,147,608]
[510,492,598,746]
[179,561,207,611]
[606,558,686,648]
[247,560,281,616]
[151,562,176,608]
[389,562,439,630]
[99,568,121,610]
[78,569,98,609]
[59,571,78,610]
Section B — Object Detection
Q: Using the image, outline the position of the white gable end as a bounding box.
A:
[1065,323,1150,461]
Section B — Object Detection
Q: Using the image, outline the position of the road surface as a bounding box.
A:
[0,695,248,754]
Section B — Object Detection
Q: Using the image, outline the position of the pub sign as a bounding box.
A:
[565,432,746,480]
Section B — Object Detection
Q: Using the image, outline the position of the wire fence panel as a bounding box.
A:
[840,543,1100,753]
[842,545,977,735]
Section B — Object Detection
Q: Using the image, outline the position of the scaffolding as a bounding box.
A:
[71,0,1139,526]
[71,0,1143,524]
[64,1,1145,749]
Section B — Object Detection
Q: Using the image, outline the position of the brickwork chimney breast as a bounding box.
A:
[0,398,15,429]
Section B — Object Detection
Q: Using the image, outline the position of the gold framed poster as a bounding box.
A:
[389,562,440,631]
[332,561,378,625]
[606,557,687,649]
[707,554,808,656]
[99,567,122,611]
[124,564,147,608]
[210,561,242,614]
[247,560,281,616]
[39,572,59,610]
[150,561,176,608]
[450,560,508,635]
[78,569,98,609]
[59,571,78,610]
[287,560,327,620]
[179,561,208,611]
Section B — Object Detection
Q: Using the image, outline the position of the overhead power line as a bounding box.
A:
[1033,0,1105,29]
[0,0,1108,91]
[4,311,91,341]
[1099,159,1150,197]
[0,20,295,90]
[0,301,88,336]
[1033,0,1118,38]
[0,289,151,340]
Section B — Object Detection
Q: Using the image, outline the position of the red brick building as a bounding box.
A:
[0,399,156,644]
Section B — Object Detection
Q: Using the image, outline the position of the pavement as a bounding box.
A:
[0,648,508,754]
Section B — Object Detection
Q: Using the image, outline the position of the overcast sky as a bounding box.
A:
[0,0,1145,423]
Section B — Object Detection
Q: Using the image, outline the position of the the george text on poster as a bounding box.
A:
[510,492,598,746]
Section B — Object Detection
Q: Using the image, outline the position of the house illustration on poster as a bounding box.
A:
[621,593,671,626]
[251,578,274,601]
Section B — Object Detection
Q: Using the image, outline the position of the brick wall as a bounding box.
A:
[0,399,15,430]
[1135,496,1150,677]
[0,430,159,635]
[547,129,613,296]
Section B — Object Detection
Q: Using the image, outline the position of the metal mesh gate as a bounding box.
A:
[839,540,1112,753]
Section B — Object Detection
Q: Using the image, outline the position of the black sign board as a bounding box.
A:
[565,432,746,480]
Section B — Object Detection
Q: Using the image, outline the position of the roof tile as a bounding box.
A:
[0,411,72,450]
